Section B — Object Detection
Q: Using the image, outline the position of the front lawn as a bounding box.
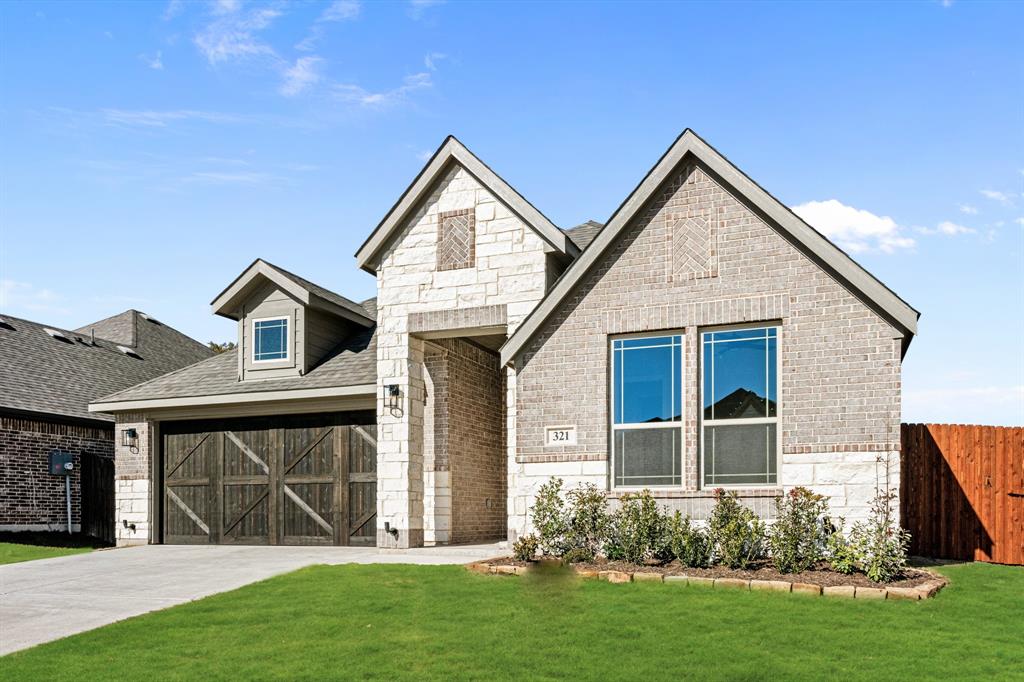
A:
[1,562,1021,680]
[0,531,101,565]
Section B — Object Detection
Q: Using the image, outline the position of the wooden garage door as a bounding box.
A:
[161,412,376,546]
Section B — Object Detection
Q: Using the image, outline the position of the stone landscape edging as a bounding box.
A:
[466,560,948,601]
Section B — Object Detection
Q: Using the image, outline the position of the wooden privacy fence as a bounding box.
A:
[901,423,1023,565]
[80,454,115,545]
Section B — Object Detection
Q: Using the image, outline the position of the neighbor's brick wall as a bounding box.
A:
[113,414,154,546]
[376,163,551,546]
[511,161,903,532]
[0,415,112,531]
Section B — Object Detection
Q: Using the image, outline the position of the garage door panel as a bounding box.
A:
[222,483,271,543]
[160,412,376,546]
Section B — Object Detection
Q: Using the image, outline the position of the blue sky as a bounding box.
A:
[0,0,1021,425]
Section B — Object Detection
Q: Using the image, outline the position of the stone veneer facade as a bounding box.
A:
[375,164,550,547]
[112,414,153,546]
[510,162,902,537]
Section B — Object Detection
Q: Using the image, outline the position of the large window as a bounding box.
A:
[253,316,289,363]
[701,326,778,486]
[611,334,683,488]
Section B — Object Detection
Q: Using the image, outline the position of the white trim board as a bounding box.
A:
[89,383,377,413]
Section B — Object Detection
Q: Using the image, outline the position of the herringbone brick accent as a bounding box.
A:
[437,209,475,271]
[669,211,718,280]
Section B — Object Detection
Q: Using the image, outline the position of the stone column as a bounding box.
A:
[376,329,426,548]
[113,414,153,546]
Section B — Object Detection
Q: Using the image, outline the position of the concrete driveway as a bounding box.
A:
[0,543,501,656]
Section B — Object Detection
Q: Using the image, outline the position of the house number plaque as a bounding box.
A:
[545,426,577,446]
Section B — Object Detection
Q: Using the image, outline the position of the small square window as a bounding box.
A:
[253,317,289,362]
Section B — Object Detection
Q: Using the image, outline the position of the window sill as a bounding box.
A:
[608,487,783,500]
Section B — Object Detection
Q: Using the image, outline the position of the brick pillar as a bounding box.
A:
[376,331,425,548]
[113,414,153,546]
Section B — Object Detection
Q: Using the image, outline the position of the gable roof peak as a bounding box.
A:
[354,134,579,273]
[499,128,919,366]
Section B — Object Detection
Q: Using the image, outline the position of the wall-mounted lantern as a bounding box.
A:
[385,384,400,410]
[122,427,138,448]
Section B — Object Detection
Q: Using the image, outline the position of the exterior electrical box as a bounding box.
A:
[48,451,73,476]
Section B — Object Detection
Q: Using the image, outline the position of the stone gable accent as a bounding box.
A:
[436,209,476,271]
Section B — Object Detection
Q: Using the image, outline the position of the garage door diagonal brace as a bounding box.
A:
[166,488,210,535]
[282,486,333,533]
[352,425,377,449]
[224,431,270,474]
[166,432,211,480]
[283,428,332,475]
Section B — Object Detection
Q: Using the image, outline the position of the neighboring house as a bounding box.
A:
[91,130,918,549]
[0,310,213,536]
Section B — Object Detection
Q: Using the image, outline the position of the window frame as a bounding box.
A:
[608,330,686,491]
[251,315,291,364]
[699,322,782,490]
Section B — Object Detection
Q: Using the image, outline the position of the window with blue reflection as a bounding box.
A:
[254,317,289,362]
[611,335,683,487]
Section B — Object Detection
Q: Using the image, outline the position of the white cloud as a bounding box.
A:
[791,199,914,254]
[1015,217,1024,227]
[957,203,978,215]
[0,280,69,316]
[186,171,277,185]
[916,221,976,236]
[334,71,432,107]
[424,51,445,71]
[980,189,1014,205]
[141,50,164,70]
[321,0,361,21]
[101,109,243,127]
[280,56,323,96]
[162,0,184,21]
[904,385,1024,428]
[193,5,281,65]
[212,0,241,15]
[408,0,444,20]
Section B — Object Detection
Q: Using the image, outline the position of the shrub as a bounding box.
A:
[564,483,610,559]
[827,526,857,575]
[768,487,830,573]
[513,533,539,561]
[666,511,712,568]
[848,489,911,583]
[605,490,668,565]
[707,490,765,569]
[530,477,569,556]
[562,547,594,564]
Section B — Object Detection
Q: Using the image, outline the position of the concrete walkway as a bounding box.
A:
[0,543,502,655]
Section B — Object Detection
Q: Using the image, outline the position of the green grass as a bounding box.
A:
[1,562,1022,680]
[0,542,93,565]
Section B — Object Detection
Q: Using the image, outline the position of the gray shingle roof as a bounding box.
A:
[563,221,604,251]
[95,300,378,405]
[0,311,214,423]
[263,260,377,323]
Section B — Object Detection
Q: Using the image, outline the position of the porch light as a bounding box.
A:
[122,428,138,448]
[385,384,401,411]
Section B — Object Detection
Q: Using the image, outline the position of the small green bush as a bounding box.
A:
[768,487,830,573]
[605,490,667,564]
[530,477,569,556]
[565,483,610,558]
[666,511,712,568]
[827,527,857,575]
[562,547,594,564]
[708,490,765,569]
[849,489,911,583]
[513,533,539,561]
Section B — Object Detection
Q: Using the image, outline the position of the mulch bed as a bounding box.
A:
[480,556,934,589]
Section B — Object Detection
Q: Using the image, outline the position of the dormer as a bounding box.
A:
[211,259,375,382]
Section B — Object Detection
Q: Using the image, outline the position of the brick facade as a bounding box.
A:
[0,414,113,531]
[511,162,903,535]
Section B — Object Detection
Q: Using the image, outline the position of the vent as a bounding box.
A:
[139,312,162,325]
[117,345,142,358]
[44,327,73,343]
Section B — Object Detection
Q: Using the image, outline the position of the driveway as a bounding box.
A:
[0,543,501,655]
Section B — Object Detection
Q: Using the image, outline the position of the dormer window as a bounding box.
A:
[253,316,289,363]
